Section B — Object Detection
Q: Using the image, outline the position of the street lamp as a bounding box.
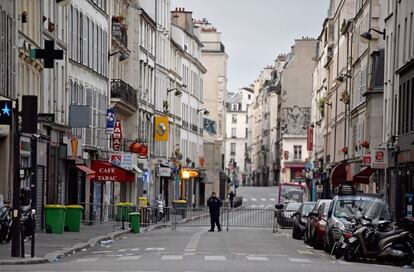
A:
[197,108,209,115]
[334,73,352,84]
[167,88,182,96]
[360,28,386,43]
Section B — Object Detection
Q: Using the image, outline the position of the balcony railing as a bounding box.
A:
[112,20,128,48]
[111,79,138,110]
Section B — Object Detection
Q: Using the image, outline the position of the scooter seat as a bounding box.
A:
[376,229,405,240]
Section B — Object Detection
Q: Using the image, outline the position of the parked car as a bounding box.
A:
[276,202,301,228]
[324,193,384,252]
[292,202,315,239]
[304,199,332,245]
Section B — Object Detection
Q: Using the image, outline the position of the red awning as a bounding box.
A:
[284,162,305,168]
[330,163,347,185]
[91,160,135,183]
[75,165,96,179]
[353,167,375,184]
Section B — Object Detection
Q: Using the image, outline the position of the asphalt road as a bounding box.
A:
[0,187,406,272]
[238,186,278,208]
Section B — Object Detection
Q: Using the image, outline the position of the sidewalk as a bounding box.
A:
[0,223,131,265]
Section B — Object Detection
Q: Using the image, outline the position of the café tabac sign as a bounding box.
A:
[112,120,122,151]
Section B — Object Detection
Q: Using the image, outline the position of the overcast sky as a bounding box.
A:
[171,0,330,92]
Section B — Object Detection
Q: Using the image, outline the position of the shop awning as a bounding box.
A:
[91,160,135,183]
[132,164,144,177]
[75,165,96,179]
[330,163,347,185]
[284,162,306,168]
[353,167,375,184]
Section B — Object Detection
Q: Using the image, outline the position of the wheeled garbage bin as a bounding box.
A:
[45,205,66,234]
[129,212,141,233]
[65,205,84,232]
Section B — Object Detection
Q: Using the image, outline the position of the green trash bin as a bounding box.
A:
[129,212,141,233]
[65,205,84,232]
[117,202,133,221]
[45,205,66,234]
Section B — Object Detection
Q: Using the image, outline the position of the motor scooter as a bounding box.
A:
[344,217,414,266]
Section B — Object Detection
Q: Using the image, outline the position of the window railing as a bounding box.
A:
[111,79,138,109]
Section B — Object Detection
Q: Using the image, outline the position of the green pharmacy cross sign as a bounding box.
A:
[0,100,12,125]
[32,40,63,68]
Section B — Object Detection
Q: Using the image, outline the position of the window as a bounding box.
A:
[246,115,248,124]
[231,114,237,123]
[294,145,302,160]
[245,128,248,138]
[230,143,236,155]
[231,103,238,111]
[231,128,236,138]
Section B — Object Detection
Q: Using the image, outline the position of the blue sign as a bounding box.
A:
[106,108,115,133]
[0,100,12,125]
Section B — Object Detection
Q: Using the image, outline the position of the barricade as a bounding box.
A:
[78,203,278,232]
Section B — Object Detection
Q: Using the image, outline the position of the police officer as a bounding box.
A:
[207,192,222,232]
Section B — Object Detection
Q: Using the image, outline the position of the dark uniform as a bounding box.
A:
[207,195,222,231]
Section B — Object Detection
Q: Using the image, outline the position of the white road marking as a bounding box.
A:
[131,248,140,252]
[258,204,265,208]
[118,249,127,252]
[73,257,99,263]
[117,256,141,261]
[260,198,266,201]
[145,247,165,251]
[289,258,311,263]
[250,205,258,208]
[332,260,354,265]
[270,198,276,201]
[184,248,195,252]
[265,205,274,209]
[246,256,269,261]
[92,250,112,254]
[204,256,226,261]
[161,255,183,260]
[251,198,257,202]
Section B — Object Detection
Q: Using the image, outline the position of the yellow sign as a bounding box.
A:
[154,115,169,142]
[180,169,199,180]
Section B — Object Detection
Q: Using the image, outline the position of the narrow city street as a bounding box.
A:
[0,187,404,272]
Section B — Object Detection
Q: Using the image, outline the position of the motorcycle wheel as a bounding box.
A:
[334,245,342,259]
[344,243,359,262]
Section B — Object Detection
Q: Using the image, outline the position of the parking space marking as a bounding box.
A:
[204,256,226,261]
[161,255,183,260]
[289,258,311,263]
[246,256,269,261]
[117,256,141,261]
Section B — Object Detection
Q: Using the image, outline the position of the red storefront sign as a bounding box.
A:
[91,160,134,183]
[307,127,314,151]
[362,153,371,166]
[113,120,122,151]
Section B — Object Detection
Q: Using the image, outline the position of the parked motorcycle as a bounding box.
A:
[155,196,166,222]
[343,199,414,266]
[0,203,12,243]
[20,205,35,240]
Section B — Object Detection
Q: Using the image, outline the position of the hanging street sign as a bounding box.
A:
[37,113,55,123]
[106,108,115,134]
[112,120,122,151]
[32,40,64,68]
[0,100,12,125]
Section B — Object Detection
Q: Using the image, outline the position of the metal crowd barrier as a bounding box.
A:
[172,207,277,233]
[78,203,278,232]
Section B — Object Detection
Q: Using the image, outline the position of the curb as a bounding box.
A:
[0,228,131,265]
[45,228,131,262]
